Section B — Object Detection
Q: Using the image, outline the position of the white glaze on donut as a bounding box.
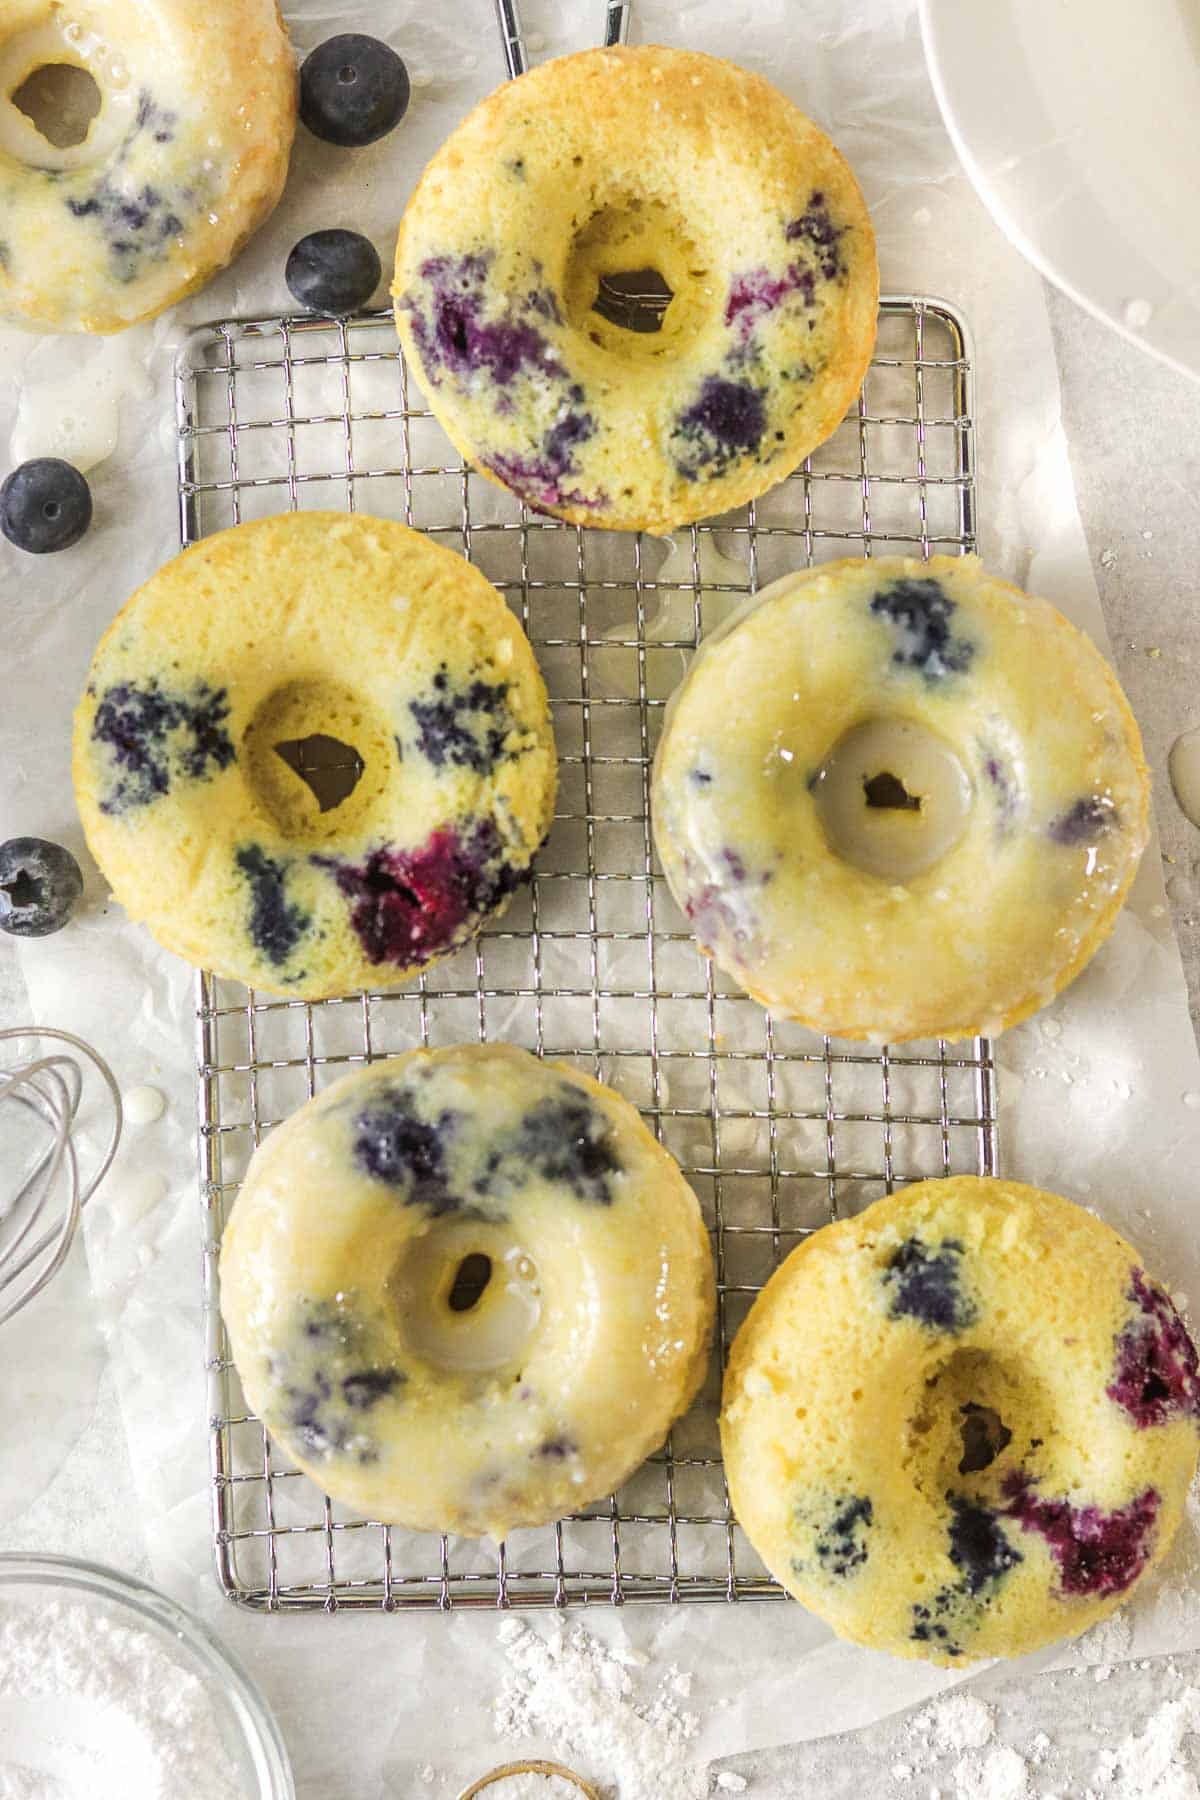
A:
[0,0,295,332]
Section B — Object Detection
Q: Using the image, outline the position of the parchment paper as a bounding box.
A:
[2,0,1200,1791]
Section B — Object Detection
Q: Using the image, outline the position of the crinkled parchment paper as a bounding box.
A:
[2,1,1200,1791]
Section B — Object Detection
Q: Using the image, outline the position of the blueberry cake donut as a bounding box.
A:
[73,514,556,999]
[393,46,877,532]
[652,554,1148,1041]
[220,1043,716,1538]
[0,0,295,332]
[722,1178,1200,1664]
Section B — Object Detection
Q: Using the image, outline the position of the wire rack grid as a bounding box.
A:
[177,294,999,1611]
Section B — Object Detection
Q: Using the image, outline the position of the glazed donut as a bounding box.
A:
[72,514,556,999]
[393,45,877,533]
[0,0,295,333]
[652,554,1148,1041]
[721,1178,1200,1664]
[219,1044,716,1538]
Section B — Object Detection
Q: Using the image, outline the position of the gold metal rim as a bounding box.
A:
[457,1759,600,1798]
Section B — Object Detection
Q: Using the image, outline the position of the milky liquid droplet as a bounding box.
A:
[1123,297,1154,330]
[1184,1091,1200,1110]
[1169,729,1200,829]
[11,331,154,473]
[123,1083,165,1126]
[105,1169,167,1229]
[657,533,751,593]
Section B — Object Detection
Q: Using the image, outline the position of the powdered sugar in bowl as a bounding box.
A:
[0,1555,294,1799]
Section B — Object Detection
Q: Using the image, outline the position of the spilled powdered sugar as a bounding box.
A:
[1087,1688,1200,1798]
[493,1619,709,1800]
[878,1655,1200,1799]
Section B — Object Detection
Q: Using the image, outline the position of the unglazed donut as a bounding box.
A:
[393,45,877,531]
[0,0,295,332]
[72,514,556,999]
[219,1044,716,1538]
[721,1178,1200,1664]
[652,554,1149,1041]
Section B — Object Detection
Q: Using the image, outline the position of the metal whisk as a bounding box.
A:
[0,1026,122,1327]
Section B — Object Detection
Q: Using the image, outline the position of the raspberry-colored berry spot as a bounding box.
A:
[1107,1268,1200,1427]
[1003,1475,1160,1597]
[323,820,519,967]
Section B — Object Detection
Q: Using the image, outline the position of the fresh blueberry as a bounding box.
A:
[0,837,84,937]
[286,229,382,315]
[299,34,410,148]
[0,459,92,554]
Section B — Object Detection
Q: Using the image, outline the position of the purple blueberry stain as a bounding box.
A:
[482,404,602,511]
[980,745,1019,833]
[785,190,846,281]
[670,376,768,481]
[807,1493,874,1578]
[512,1090,622,1205]
[64,91,189,279]
[725,263,817,341]
[910,1604,961,1656]
[911,1494,1022,1654]
[352,1087,467,1216]
[537,1436,579,1460]
[408,668,513,775]
[883,1237,977,1332]
[1107,1268,1200,1427]
[318,817,521,968]
[1049,795,1120,847]
[341,1368,404,1410]
[870,577,975,681]
[234,844,310,967]
[92,678,235,813]
[1002,1474,1160,1598]
[275,1299,405,1464]
[948,1495,1022,1594]
[399,252,564,390]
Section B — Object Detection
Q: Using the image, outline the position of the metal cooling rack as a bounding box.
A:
[178,294,998,1611]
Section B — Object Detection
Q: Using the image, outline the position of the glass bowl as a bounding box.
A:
[0,1553,294,1798]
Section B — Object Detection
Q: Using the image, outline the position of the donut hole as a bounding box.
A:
[11,62,101,148]
[958,1402,1013,1475]
[812,717,973,881]
[905,1347,1051,1505]
[593,268,674,336]
[448,1253,493,1313]
[393,1223,542,1374]
[564,198,711,361]
[243,680,393,842]
[274,733,365,814]
[863,771,921,813]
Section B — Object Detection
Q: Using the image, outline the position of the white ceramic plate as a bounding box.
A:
[919,0,1200,382]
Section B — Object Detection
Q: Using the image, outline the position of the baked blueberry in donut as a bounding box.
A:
[883,1238,976,1332]
[235,845,310,969]
[90,679,234,814]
